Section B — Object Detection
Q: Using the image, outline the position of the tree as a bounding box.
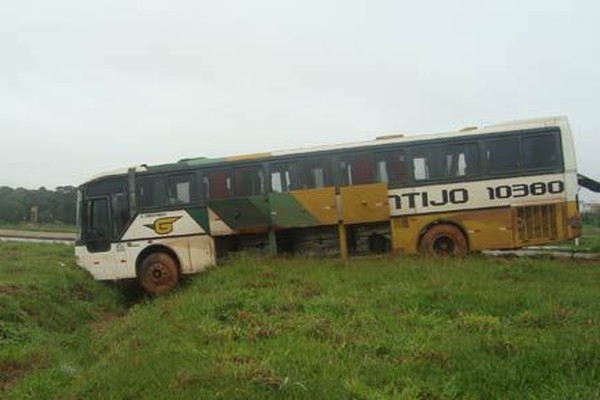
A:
[0,185,77,225]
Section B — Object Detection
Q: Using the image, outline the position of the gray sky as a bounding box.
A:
[1,0,599,199]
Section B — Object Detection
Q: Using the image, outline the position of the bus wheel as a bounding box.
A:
[138,252,179,295]
[419,224,468,257]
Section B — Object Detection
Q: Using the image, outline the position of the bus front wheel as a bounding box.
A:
[419,224,468,257]
[138,252,179,295]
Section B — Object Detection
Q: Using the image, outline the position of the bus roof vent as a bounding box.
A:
[375,134,404,140]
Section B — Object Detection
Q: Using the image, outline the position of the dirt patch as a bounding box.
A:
[0,285,21,295]
[0,355,44,392]
[90,311,125,334]
[394,351,450,370]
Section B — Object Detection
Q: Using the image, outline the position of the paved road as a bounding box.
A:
[0,229,76,243]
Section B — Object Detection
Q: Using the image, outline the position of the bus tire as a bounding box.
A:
[419,224,468,257]
[138,252,179,295]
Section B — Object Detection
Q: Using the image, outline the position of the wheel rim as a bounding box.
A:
[433,236,455,255]
[146,261,174,287]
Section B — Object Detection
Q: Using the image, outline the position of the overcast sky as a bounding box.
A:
[1,0,599,199]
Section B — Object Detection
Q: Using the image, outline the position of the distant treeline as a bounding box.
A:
[0,186,77,225]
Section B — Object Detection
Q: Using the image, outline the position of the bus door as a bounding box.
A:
[81,196,117,278]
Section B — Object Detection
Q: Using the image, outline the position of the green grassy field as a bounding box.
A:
[0,242,124,396]
[578,225,600,253]
[1,243,599,399]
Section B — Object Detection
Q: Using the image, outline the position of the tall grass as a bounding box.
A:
[3,246,599,399]
[579,225,600,253]
[0,242,124,394]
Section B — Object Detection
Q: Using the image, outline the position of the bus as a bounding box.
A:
[75,116,582,294]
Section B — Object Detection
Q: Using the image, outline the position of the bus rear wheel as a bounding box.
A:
[419,224,468,257]
[138,252,179,295]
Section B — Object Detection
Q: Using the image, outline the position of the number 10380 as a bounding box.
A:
[486,181,564,200]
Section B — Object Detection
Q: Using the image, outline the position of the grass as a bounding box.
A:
[1,244,600,399]
[0,242,124,395]
[0,222,76,233]
[578,225,600,253]
[554,225,600,253]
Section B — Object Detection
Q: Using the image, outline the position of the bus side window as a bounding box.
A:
[136,175,167,209]
[271,170,283,193]
[136,179,150,208]
[375,150,407,185]
[202,176,210,200]
[269,162,298,192]
[168,174,193,205]
[338,154,374,186]
[486,136,521,174]
[234,166,264,197]
[522,133,561,170]
[441,143,480,178]
[204,169,233,200]
[302,159,332,189]
[412,150,432,181]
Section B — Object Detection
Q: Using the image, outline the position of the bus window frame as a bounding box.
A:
[299,157,333,190]
[136,173,168,210]
[373,148,409,188]
[482,128,564,177]
[336,151,376,187]
[233,165,265,198]
[269,160,301,192]
[521,131,564,173]
[406,140,483,185]
[83,177,130,241]
[202,167,234,202]
[136,171,199,210]
[167,172,195,205]
[483,133,523,176]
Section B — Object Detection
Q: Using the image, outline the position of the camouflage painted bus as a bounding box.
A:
[76,116,582,294]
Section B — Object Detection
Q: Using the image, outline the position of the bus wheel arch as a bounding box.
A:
[136,245,181,295]
[418,220,469,257]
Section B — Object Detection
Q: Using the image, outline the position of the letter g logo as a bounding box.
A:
[145,216,182,235]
